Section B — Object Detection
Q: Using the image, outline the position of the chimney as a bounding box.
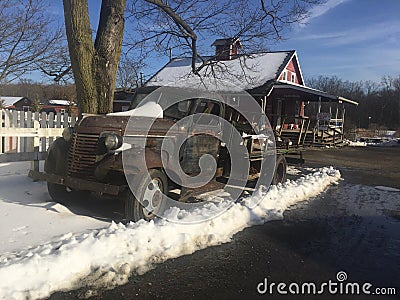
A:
[211,38,241,61]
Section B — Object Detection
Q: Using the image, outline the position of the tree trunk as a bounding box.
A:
[63,0,126,115]
[94,0,126,114]
[63,0,97,114]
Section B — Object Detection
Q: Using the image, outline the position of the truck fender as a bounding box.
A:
[44,137,69,176]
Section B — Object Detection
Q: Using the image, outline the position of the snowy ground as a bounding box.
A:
[0,162,108,254]
[345,138,400,147]
[0,162,341,299]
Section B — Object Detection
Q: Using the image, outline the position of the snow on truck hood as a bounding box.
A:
[107,101,163,118]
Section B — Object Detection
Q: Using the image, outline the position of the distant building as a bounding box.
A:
[0,96,32,111]
[113,89,135,112]
[40,99,78,116]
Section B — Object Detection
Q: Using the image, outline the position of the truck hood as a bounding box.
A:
[75,115,178,136]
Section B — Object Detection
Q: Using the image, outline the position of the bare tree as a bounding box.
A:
[117,54,146,90]
[0,0,62,83]
[307,75,400,129]
[127,0,322,75]
[0,80,76,102]
[62,0,322,114]
[36,37,73,84]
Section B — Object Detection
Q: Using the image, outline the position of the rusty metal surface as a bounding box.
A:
[68,115,179,181]
[29,170,122,195]
[67,132,98,180]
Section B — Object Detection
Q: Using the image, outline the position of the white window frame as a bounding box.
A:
[282,71,287,81]
[291,73,296,83]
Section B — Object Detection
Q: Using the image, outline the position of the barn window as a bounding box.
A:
[282,71,287,81]
[291,73,296,83]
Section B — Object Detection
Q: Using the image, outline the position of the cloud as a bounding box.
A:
[296,20,400,46]
[301,0,352,25]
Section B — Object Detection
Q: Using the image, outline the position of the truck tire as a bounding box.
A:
[47,182,89,205]
[273,155,287,185]
[124,169,168,222]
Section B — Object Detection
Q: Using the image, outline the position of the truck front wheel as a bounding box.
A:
[124,169,168,222]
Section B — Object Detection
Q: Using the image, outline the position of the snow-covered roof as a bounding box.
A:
[146,51,295,91]
[48,99,70,106]
[0,96,25,106]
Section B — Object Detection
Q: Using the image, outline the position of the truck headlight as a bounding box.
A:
[100,132,123,151]
[62,127,73,142]
[105,134,121,150]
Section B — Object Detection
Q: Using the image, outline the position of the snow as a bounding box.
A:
[369,139,400,147]
[0,97,24,107]
[107,101,163,118]
[345,140,367,147]
[286,166,302,175]
[0,162,108,254]
[0,163,340,299]
[345,138,400,147]
[48,100,70,106]
[374,186,400,192]
[146,52,292,90]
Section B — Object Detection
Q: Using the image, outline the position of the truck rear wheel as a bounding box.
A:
[47,182,90,204]
[273,155,287,185]
[124,169,168,222]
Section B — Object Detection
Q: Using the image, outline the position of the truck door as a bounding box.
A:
[180,99,223,176]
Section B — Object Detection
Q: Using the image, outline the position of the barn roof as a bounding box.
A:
[145,51,296,91]
[0,96,25,106]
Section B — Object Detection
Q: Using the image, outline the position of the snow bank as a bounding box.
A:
[286,166,302,175]
[0,167,340,299]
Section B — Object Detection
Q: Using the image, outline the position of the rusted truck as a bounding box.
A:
[36,86,294,221]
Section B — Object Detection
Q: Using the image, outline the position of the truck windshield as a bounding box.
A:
[129,93,148,110]
[129,92,192,120]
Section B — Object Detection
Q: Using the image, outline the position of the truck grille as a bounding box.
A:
[67,133,99,179]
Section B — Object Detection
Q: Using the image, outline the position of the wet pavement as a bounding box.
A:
[52,147,400,299]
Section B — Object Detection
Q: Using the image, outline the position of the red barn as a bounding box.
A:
[40,99,78,117]
[144,38,358,146]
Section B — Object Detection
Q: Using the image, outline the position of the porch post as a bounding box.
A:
[342,103,345,141]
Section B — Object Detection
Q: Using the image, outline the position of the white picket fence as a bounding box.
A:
[0,109,78,164]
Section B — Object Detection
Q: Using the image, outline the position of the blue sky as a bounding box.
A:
[45,0,399,84]
[272,0,400,82]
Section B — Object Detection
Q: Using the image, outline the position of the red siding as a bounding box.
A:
[278,57,303,85]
